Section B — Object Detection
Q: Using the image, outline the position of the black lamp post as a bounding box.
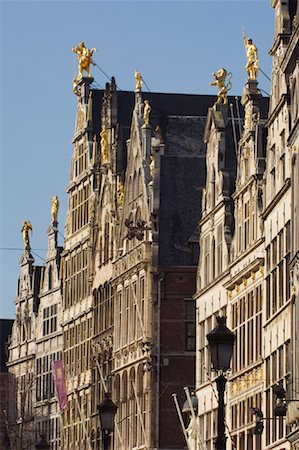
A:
[98,392,118,450]
[35,435,51,450]
[207,316,235,450]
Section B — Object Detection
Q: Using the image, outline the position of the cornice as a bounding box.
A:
[200,198,230,227]
[265,95,287,129]
[224,253,264,289]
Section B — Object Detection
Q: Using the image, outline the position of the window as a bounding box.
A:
[48,265,52,290]
[70,183,90,233]
[63,247,89,308]
[43,304,57,336]
[104,218,110,263]
[36,352,61,402]
[216,224,223,275]
[232,286,262,372]
[204,235,210,285]
[185,299,195,351]
[244,201,250,249]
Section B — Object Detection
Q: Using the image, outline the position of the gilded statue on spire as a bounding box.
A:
[51,196,59,223]
[210,68,232,105]
[243,33,259,80]
[144,100,151,126]
[21,221,32,250]
[100,128,108,164]
[135,69,142,91]
[72,42,96,80]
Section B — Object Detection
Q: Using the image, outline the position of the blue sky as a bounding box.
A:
[1,1,274,318]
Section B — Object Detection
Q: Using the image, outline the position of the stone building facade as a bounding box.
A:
[7,72,216,449]
[7,217,63,450]
[194,1,299,450]
[0,319,13,449]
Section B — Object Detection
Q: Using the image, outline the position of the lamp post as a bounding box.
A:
[98,392,118,450]
[207,316,235,450]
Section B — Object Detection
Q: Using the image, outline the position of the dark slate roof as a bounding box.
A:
[0,319,13,372]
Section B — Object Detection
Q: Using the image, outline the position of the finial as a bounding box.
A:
[72,42,96,82]
[143,100,151,126]
[100,128,108,164]
[135,69,142,92]
[21,221,32,250]
[51,196,59,224]
[242,32,259,80]
[210,68,232,105]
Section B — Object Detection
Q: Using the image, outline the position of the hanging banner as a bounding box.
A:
[53,359,68,411]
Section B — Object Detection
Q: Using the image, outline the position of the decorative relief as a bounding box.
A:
[76,104,85,132]
[230,366,263,397]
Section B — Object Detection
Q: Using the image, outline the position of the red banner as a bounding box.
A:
[53,359,68,411]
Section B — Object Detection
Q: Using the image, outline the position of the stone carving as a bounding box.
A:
[143,100,151,126]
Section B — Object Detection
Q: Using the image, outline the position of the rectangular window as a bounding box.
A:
[216,224,223,276]
[244,201,250,249]
[204,235,210,285]
[43,304,57,336]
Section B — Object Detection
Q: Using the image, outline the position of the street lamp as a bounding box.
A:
[35,435,51,450]
[98,392,118,450]
[207,316,235,450]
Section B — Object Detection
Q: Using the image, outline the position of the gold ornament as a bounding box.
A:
[72,42,96,80]
[21,221,32,250]
[210,68,232,105]
[243,33,259,80]
[100,128,108,164]
[51,196,59,223]
[135,69,142,91]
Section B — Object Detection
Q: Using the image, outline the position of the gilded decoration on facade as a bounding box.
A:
[117,180,124,207]
[21,220,32,250]
[135,69,142,91]
[51,196,59,223]
[210,68,232,105]
[243,33,259,80]
[144,100,151,126]
[72,42,96,80]
[100,128,108,164]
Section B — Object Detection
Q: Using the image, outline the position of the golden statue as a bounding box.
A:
[243,33,259,80]
[72,42,96,80]
[21,221,32,250]
[51,196,59,223]
[135,69,142,91]
[100,128,108,164]
[117,181,124,207]
[210,68,232,105]
[144,100,151,126]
